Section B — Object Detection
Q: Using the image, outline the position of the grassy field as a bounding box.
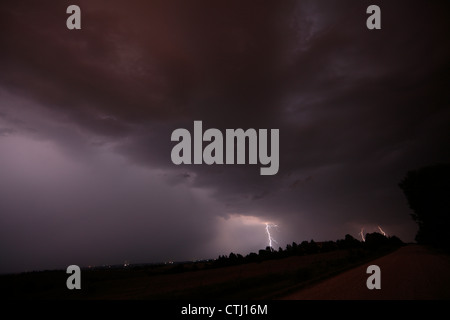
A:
[0,246,401,299]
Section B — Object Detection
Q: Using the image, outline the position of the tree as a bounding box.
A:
[364,232,388,250]
[341,234,361,249]
[307,239,319,254]
[399,163,450,249]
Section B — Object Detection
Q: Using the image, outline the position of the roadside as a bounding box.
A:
[281,245,450,300]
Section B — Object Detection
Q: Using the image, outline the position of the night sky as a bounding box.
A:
[1,0,449,274]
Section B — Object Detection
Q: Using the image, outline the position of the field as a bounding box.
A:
[0,245,399,299]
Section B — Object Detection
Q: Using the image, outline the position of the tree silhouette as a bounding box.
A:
[399,163,450,250]
[338,234,361,249]
[365,232,388,250]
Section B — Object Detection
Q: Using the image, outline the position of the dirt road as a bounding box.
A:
[282,245,450,299]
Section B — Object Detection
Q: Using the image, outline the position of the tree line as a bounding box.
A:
[213,232,403,267]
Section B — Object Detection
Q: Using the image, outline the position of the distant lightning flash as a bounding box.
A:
[378,226,388,237]
[265,223,278,249]
[360,228,365,242]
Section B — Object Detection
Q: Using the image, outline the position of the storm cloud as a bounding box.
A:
[0,0,449,273]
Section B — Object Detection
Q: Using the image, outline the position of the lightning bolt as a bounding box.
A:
[359,228,365,242]
[378,225,388,237]
[265,223,278,250]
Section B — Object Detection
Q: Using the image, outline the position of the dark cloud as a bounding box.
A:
[0,0,449,273]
